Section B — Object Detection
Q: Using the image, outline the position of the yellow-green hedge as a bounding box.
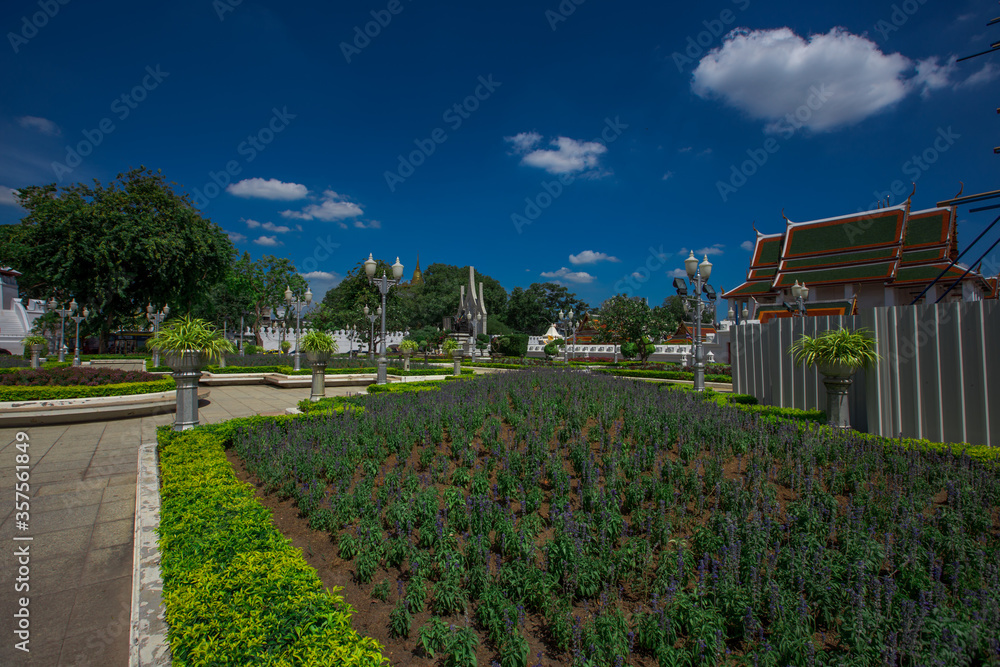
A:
[157,424,385,666]
[0,377,176,402]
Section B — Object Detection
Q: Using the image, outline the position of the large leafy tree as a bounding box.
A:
[505,282,590,335]
[0,167,233,351]
[594,294,655,361]
[238,254,308,346]
[410,263,508,331]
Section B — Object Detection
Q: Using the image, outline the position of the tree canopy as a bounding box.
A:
[505,282,591,335]
[0,167,233,350]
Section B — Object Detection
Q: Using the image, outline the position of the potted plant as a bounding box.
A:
[280,340,292,355]
[300,330,337,402]
[789,327,879,430]
[399,339,418,371]
[148,316,234,430]
[22,336,47,369]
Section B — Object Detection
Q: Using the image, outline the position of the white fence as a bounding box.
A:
[731,302,1000,447]
[234,328,407,353]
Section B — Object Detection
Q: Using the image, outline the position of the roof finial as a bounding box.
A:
[781,208,791,225]
[905,182,916,207]
[954,181,965,199]
[752,220,759,235]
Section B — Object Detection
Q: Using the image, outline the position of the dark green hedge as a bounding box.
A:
[599,368,732,383]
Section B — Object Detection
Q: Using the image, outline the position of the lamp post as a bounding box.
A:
[364,253,404,385]
[283,286,313,372]
[674,251,715,392]
[471,313,482,362]
[46,297,72,362]
[364,305,379,364]
[557,310,575,363]
[146,303,170,368]
[791,281,810,317]
[70,301,89,367]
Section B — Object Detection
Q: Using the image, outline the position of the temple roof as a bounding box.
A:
[753,298,856,324]
[721,199,985,301]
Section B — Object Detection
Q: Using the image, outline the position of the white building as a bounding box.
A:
[0,268,46,355]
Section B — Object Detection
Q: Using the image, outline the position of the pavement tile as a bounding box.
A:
[29,527,93,562]
[64,576,131,640]
[27,589,77,647]
[34,478,108,498]
[100,484,135,505]
[105,474,134,487]
[80,544,132,586]
[28,469,86,486]
[29,553,86,596]
[29,489,104,514]
[83,463,135,478]
[29,505,100,536]
[31,458,95,475]
[95,500,134,524]
[90,518,133,550]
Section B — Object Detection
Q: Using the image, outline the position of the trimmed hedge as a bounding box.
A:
[0,377,175,402]
[156,423,385,666]
[599,368,732,383]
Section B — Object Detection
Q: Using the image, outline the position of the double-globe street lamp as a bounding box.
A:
[70,302,89,367]
[557,310,575,363]
[284,286,313,372]
[364,254,404,385]
[674,251,716,392]
[45,297,74,362]
[363,305,380,364]
[146,304,170,367]
[790,280,810,317]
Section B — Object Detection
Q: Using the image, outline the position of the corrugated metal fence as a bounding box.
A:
[731,301,999,447]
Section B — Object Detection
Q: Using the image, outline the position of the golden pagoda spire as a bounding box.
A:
[411,253,424,285]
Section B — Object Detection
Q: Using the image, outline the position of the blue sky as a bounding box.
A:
[1,0,997,309]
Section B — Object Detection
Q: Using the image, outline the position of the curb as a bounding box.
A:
[130,442,171,666]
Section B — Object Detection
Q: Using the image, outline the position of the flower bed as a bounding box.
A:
[156,423,385,666]
[222,369,1000,665]
[0,366,161,386]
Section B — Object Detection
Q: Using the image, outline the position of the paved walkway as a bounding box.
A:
[0,385,361,666]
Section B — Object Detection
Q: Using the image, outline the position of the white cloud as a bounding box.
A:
[520,136,608,175]
[662,171,674,180]
[17,116,60,136]
[244,218,261,228]
[504,131,542,153]
[0,186,20,207]
[354,219,382,229]
[667,268,688,279]
[678,146,693,153]
[958,62,1000,88]
[631,272,643,280]
[540,267,595,284]
[262,222,292,233]
[302,271,338,280]
[227,231,247,243]
[253,235,282,247]
[569,250,620,265]
[227,178,308,200]
[741,240,755,252]
[281,190,363,221]
[913,56,957,98]
[692,27,918,132]
[695,244,725,256]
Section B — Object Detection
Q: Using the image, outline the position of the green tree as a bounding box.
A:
[594,294,656,362]
[505,282,590,335]
[411,264,508,331]
[0,167,233,351]
[227,253,308,346]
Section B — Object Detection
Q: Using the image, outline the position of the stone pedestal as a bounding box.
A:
[820,363,855,430]
[166,351,206,431]
[306,351,331,401]
[452,350,462,376]
[403,352,411,371]
[30,344,41,369]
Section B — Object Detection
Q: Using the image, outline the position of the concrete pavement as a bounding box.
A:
[0,384,361,666]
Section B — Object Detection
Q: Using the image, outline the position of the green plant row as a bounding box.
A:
[0,377,176,402]
[204,365,312,375]
[156,423,385,666]
[295,395,367,415]
[599,368,732,383]
[660,384,826,423]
